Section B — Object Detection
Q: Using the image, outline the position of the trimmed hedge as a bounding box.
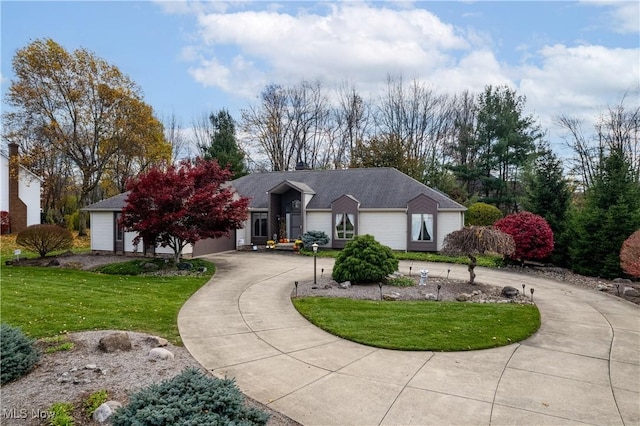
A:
[332,235,398,283]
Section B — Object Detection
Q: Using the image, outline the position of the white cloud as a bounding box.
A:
[584,1,640,34]
[186,3,469,97]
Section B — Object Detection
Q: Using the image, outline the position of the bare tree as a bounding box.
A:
[164,112,191,162]
[442,226,515,284]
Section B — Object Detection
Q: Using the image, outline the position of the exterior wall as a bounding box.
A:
[437,211,465,250]
[0,154,8,212]
[305,211,332,247]
[19,168,41,226]
[359,211,406,251]
[90,212,114,251]
[237,220,252,246]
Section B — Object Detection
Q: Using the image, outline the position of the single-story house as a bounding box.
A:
[83,167,465,256]
[1,143,42,233]
[233,167,465,251]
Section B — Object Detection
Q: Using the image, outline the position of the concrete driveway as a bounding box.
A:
[178,252,639,426]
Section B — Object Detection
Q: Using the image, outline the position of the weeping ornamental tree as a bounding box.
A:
[442,226,515,284]
[120,158,249,263]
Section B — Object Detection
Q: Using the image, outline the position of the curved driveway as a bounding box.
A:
[178,252,639,426]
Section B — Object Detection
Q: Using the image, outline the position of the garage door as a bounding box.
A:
[192,230,236,256]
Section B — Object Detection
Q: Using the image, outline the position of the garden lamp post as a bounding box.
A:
[312,243,319,285]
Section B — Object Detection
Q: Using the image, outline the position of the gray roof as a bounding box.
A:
[232,168,465,210]
[83,192,130,211]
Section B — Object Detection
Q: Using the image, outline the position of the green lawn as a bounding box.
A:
[293,297,540,351]
[0,263,214,345]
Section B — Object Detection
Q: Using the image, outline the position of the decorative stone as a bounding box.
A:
[596,284,609,291]
[501,286,519,298]
[148,347,175,361]
[623,287,640,297]
[424,293,437,301]
[145,336,169,347]
[93,401,123,423]
[339,281,351,289]
[614,278,632,284]
[98,332,132,353]
[383,292,400,301]
[142,262,159,271]
[456,293,470,302]
[85,364,98,370]
[388,272,403,279]
[472,290,481,296]
[47,259,60,267]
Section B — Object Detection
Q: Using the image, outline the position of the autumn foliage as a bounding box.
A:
[620,230,640,278]
[16,224,73,257]
[121,158,249,262]
[494,212,554,261]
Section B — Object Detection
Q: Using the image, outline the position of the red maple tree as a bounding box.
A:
[620,230,640,278]
[494,212,554,261]
[120,158,249,263]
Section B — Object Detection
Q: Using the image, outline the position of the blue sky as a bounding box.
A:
[1,1,639,156]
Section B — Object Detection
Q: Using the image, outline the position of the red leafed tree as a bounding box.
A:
[494,212,554,261]
[620,230,640,278]
[120,158,249,263]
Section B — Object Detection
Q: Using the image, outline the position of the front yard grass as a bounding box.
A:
[293,297,540,351]
[0,262,214,345]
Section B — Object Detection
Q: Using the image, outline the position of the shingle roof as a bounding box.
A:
[83,192,130,211]
[232,167,465,210]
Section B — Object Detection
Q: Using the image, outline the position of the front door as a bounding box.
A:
[290,212,302,240]
[114,212,124,254]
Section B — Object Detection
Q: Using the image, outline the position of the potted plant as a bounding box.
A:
[293,239,303,253]
[266,240,276,249]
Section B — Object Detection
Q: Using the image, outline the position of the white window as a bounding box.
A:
[335,213,355,239]
[411,214,433,241]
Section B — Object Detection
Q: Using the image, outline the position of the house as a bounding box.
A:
[233,167,465,251]
[83,192,236,257]
[84,167,465,256]
[0,143,42,233]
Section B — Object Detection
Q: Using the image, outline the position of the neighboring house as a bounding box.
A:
[84,167,465,256]
[83,192,235,257]
[0,143,42,233]
[233,167,466,251]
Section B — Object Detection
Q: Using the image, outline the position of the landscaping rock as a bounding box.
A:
[177,262,193,270]
[614,278,632,284]
[456,293,470,302]
[501,286,519,298]
[93,401,123,423]
[148,347,175,361]
[142,262,159,271]
[424,293,437,301]
[145,336,169,347]
[383,292,400,301]
[98,332,132,352]
[339,281,351,289]
[623,287,640,297]
[47,259,60,267]
[596,284,610,291]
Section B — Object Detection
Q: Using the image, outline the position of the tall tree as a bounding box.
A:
[474,85,541,213]
[120,158,250,263]
[568,147,640,278]
[200,109,247,178]
[3,38,167,235]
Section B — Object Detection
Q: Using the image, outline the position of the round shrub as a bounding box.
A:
[620,229,640,278]
[494,212,554,261]
[111,367,269,425]
[301,230,330,249]
[16,224,73,257]
[465,202,503,226]
[332,234,399,284]
[1,323,41,385]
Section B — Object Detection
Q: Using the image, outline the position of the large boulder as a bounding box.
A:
[98,332,132,353]
[623,287,640,297]
[383,292,400,301]
[93,401,123,423]
[501,286,519,298]
[148,347,175,361]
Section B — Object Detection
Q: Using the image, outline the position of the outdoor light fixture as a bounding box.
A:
[294,281,299,297]
[437,284,442,301]
[312,243,319,285]
[447,267,451,279]
[615,283,620,296]
[379,281,383,300]
[530,287,535,303]
[409,266,412,276]
[522,283,526,294]
[321,268,324,278]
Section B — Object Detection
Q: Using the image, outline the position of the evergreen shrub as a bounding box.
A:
[301,230,330,248]
[1,323,41,385]
[465,202,503,226]
[332,235,398,283]
[111,368,269,426]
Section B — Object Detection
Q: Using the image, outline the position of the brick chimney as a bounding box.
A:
[8,143,27,233]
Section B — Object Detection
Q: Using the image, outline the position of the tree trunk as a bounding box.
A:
[468,254,477,284]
